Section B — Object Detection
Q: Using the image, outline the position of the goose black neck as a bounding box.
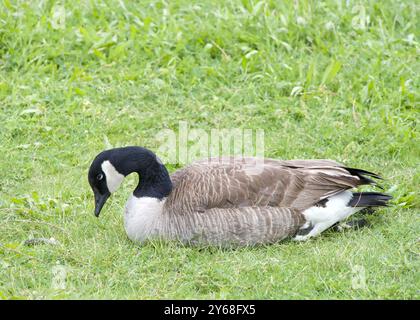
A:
[110,146,172,199]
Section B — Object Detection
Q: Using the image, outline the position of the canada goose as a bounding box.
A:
[88,146,391,246]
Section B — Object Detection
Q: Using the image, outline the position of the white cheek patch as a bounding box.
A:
[101,160,125,193]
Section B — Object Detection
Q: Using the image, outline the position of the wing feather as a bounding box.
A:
[167,157,370,213]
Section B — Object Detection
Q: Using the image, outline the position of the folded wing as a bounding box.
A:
[168,157,376,214]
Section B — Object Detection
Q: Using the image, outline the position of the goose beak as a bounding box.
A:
[94,191,110,217]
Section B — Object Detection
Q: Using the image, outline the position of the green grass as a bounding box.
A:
[0,0,419,299]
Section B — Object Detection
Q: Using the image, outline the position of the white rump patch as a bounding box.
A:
[101,160,124,193]
[294,191,362,241]
[124,196,166,242]
[303,191,354,224]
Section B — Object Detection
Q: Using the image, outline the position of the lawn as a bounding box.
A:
[0,0,419,299]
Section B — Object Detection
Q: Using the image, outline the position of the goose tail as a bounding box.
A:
[349,192,392,208]
[344,167,384,188]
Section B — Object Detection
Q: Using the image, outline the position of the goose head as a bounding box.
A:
[88,146,172,217]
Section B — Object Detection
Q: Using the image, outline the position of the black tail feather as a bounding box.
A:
[345,167,383,180]
[349,192,392,207]
[344,167,384,189]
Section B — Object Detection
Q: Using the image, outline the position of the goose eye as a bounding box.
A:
[97,173,104,181]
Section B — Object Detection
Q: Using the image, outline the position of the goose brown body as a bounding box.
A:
[145,157,368,246]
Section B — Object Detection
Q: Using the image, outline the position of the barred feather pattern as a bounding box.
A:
[151,205,304,246]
